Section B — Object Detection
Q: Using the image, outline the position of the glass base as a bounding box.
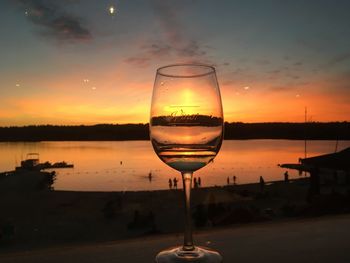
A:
[155,246,223,263]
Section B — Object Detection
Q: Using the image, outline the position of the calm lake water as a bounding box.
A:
[0,140,349,191]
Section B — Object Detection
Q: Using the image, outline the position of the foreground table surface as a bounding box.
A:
[1,214,350,263]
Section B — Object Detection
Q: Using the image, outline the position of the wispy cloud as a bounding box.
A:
[124,0,209,67]
[123,57,150,68]
[321,53,350,68]
[150,0,208,58]
[255,59,270,65]
[15,0,92,42]
[141,43,172,57]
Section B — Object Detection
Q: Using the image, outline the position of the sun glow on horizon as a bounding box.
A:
[1,77,349,126]
[182,89,193,106]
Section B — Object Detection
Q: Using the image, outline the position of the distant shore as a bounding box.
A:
[0,122,349,141]
[1,170,349,252]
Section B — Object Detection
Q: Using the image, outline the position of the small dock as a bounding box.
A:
[14,153,74,172]
[0,170,15,178]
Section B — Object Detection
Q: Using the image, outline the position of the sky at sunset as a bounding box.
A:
[0,0,349,126]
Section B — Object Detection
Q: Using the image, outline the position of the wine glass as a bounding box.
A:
[150,64,224,262]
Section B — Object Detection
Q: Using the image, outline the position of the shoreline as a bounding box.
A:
[51,177,309,194]
[1,122,349,141]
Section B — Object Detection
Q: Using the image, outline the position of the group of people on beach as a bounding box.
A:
[225,171,290,192]
[226,175,237,185]
[259,171,289,191]
[193,177,201,188]
[168,177,202,189]
[162,170,291,190]
[168,178,178,189]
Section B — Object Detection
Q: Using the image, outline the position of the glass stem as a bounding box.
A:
[182,171,194,251]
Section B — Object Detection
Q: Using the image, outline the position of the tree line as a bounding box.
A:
[0,122,349,141]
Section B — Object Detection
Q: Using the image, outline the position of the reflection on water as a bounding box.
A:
[0,140,349,191]
[151,126,222,145]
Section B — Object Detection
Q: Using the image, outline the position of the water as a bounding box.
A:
[158,150,217,172]
[0,140,349,191]
[151,125,223,172]
[150,126,223,145]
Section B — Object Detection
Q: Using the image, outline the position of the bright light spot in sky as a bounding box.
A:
[182,89,193,106]
[92,86,97,90]
[83,79,89,83]
[109,6,116,15]
[15,83,20,87]
[244,86,250,90]
[24,10,28,16]
[296,94,300,98]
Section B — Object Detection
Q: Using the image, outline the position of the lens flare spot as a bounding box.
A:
[109,5,116,15]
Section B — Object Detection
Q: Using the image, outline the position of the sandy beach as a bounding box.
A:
[1,170,349,255]
[0,172,349,252]
[1,213,350,263]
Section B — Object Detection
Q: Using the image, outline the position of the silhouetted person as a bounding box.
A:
[198,177,201,187]
[173,177,178,189]
[259,176,265,192]
[149,211,156,232]
[133,210,140,224]
[168,178,173,189]
[227,176,230,185]
[233,175,237,185]
[333,171,338,185]
[148,171,152,182]
[1,219,15,241]
[284,171,289,182]
[194,177,198,189]
[120,161,122,165]
[308,167,320,199]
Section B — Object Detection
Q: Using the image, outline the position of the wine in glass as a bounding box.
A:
[150,64,224,262]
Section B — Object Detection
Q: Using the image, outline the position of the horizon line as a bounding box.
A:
[0,121,349,128]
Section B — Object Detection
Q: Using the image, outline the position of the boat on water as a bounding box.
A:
[19,153,40,170]
[47,161,74,169]
[16,153,74,171]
